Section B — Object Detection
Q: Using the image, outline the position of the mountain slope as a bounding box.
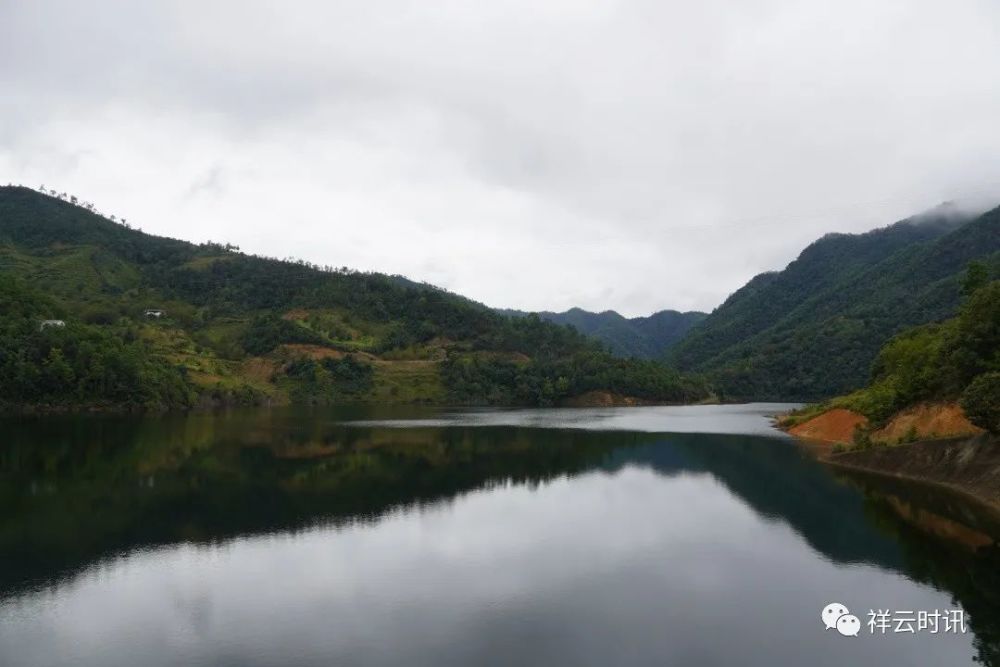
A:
[0,186,709,409]
[502,307,706,358]
[671,205,1000,400]
[781,276,999,443]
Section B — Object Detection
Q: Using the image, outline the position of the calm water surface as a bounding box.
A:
[2,404,999,666]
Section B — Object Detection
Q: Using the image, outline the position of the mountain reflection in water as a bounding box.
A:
[0,405,997,666]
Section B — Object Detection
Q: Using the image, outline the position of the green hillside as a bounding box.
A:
[502,307,706,359]
[671,205,1000,400]
[788,272,1000,438]
[0,186,709,411]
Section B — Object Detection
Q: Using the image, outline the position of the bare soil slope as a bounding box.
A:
[787,408,867,444]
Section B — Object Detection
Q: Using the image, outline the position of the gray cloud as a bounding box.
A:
[2,0,1000,315]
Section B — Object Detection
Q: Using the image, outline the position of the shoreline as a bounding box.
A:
[0,395,734,417]
[784,426,1000,514]
[825,450,1000,516]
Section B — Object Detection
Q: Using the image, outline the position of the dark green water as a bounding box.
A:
[1,404,999,666]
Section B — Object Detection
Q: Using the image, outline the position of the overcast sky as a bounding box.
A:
[2,1,999,316]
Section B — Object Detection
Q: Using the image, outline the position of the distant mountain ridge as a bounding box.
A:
[501,307,706,359]
[670,203,1000,400]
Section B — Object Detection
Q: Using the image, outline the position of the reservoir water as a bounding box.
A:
[1,404,998,666]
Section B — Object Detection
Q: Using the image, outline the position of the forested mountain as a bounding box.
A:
[0,186,709,410]
[671,204,1000,400]
[7,183,996,410]
[787,272,1000,438]
[501,307,706,358]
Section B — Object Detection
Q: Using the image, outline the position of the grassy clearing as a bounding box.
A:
[181,255,233,271]
[369,361,445,403]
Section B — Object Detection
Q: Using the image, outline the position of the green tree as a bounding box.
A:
[960,372,1000,434]
[950,281,1000,386]
[42,348,75,394]
[961,260,990,298]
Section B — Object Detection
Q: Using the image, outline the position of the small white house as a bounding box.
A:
[39,319,66,330]
[144,309,165,318]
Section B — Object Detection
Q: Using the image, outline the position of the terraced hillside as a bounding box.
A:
[0,186,708,410]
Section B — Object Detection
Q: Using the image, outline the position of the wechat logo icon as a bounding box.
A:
[822,602,861,637]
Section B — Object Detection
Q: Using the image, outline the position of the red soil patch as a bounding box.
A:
[282,309,311,321]
[873,402,984,443]
[240,357,277,384]
[788,408,868,444]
